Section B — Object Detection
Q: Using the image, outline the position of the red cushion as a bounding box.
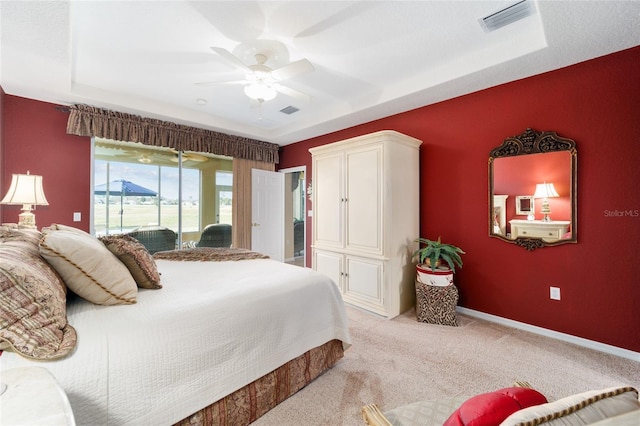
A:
[443,387,547,426]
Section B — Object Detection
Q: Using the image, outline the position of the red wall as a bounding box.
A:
[278,46,640,352]
[0,96,91,231]
[1,47,639,352]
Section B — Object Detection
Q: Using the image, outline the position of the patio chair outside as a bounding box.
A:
[127,226,177,254]
[196,223,232,248]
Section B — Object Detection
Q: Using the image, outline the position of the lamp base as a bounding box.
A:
[540,199,552,222]
[18,210,37,229]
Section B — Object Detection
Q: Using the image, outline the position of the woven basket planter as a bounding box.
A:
[415,277,458,326]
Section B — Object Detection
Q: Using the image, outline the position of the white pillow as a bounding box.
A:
[500,386,639,425]
[40,228,137,305]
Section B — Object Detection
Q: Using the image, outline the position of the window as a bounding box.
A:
[216,171,232,225]
[93,138,232,247]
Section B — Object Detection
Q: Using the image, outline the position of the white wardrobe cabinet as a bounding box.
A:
[310,130,422,318]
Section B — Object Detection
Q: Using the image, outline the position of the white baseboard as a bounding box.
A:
[456,307,640,363]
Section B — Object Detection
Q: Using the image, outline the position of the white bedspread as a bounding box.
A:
[0,258,351,425]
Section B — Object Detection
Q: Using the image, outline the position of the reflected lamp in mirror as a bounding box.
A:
[1,172,49,229]
[533,182,559,222]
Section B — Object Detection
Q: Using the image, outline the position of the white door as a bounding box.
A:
[313,152,344,249]
[251,169,284,261]
[346,144,383,254]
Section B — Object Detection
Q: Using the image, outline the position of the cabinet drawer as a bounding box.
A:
[517,226,563,238]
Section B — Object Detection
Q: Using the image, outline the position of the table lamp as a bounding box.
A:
[533,182,559,222]
[1,171,49,229]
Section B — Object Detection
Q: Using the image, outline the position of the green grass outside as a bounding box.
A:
[94,203,231,235]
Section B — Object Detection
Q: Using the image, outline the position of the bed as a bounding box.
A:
[0,224,351,425]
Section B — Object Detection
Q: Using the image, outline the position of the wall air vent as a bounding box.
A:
[280,106,299,115]
[480,0,534,32]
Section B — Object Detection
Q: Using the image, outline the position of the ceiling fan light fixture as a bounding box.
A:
[244,83,277,101]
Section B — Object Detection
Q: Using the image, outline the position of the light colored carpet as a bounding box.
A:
[254,305,640,426]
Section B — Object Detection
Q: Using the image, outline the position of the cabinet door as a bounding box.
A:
[344,255,384,315]
[314,152,344,249]
[313,249,344,291]
[345,145,382,254]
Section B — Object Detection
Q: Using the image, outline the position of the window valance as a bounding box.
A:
[66,104,279,164]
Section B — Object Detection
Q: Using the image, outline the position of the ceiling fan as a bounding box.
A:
[169,152,208,163]
[196,41,314,103]
[138,150,208,164]
[98,145,208,165]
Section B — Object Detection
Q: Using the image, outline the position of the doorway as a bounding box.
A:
[280,166,307,267]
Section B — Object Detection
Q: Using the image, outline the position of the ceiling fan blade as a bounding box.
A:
[168,151,209,163]
[185,153,209,162]
[275,84,312,102]
[210,47,252,72]
[271,58,314,81]
[195,79,248,87]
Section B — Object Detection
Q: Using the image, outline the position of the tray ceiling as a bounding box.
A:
[2,1,639,145]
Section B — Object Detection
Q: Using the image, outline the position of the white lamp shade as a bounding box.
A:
[1,173,49,206]
[533,182,559,199]
[244,83,277,101]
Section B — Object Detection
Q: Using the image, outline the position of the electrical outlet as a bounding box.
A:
[550,286,561,300]
[73,212,81,222]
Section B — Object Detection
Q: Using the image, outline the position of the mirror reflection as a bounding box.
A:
[489,129,577,250]
[283,168,307,267]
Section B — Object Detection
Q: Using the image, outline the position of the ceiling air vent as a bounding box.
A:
[280,106,300,115]
[480,0,534,32]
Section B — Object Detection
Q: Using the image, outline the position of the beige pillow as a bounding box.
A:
[0,228,77,360]
[0,226,42,246]
[100,234,162,289]
[42,223,91,235]
[500,386,640,425]
[39,228,137,305]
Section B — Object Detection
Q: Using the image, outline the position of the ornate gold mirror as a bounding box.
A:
[489,128,577,250]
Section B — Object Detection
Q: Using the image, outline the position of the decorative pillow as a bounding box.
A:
[444,387,547,426]
[0,226,42,246]
[39,228,137,305]
[43,223,91,235]
[99,234,162,289]
[0,228,77,360]
[500,386,640,425]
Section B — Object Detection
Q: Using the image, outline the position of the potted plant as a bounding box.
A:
[413,237,465,286]
[413,237,465,326]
